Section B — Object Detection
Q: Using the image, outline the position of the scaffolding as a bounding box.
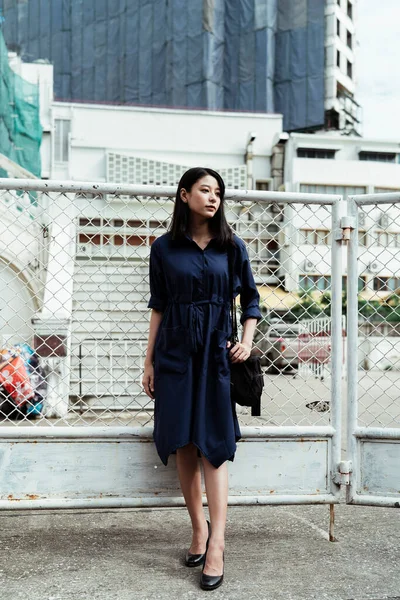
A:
[0,27,42,178]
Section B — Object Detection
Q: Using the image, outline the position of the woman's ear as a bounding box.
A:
[180,188,187,203]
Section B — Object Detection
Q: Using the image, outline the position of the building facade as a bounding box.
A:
[324,0,360,135]
[1,0,328,132]
[283,132,400,301]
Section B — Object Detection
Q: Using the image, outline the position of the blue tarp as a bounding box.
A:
[274,0,325,130]
[0,0,325,131]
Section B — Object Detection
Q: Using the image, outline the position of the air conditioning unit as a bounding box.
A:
[368,261,381,273]
[379,214,389,229]
[358,212,366,227]
[303,259,316,273]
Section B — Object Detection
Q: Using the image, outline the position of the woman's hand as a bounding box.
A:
[227,340,251,364]
[142,362,155,399]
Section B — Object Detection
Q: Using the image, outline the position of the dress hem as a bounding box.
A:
[157,435,241,470]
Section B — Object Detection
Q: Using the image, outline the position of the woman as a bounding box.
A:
[142,167,261,591]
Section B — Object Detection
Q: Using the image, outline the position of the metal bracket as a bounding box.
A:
[339,216,357,242]
[333,460,352,486]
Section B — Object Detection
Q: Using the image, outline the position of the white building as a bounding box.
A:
[324,0,361,134]
[283,131,400,301]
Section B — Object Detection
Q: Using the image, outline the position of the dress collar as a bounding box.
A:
[184,233,217,244]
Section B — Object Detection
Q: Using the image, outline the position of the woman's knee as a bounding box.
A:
[176,442,198,456]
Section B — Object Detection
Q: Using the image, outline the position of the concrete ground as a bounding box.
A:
[1,503,399,600]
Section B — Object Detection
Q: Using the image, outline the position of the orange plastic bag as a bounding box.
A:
[0,355,35,406]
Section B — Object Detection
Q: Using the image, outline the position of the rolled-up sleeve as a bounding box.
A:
[147,241,167,312]
[237,240,262,325]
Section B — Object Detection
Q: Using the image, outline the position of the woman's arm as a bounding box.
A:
[143,240,167,398]
[241,317,257,349]
[142,309,163,399]
[229,239,262,363]
[229,317,258,363]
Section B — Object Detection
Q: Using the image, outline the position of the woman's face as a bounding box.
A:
[180,175,221,220]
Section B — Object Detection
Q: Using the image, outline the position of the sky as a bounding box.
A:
[356,0,400,140]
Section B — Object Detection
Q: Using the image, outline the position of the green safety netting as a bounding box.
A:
[0,27,42,178]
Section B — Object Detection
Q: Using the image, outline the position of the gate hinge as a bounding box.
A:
[333,460,352,486]
[336,216,357,241]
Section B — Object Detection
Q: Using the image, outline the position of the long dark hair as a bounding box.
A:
[168,167,235,249]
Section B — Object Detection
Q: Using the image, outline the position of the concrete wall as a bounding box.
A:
[286,133,400,190]
[51,103,283,183]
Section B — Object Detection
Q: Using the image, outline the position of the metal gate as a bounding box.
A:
[0,179,345,510]
[346,193,400,508]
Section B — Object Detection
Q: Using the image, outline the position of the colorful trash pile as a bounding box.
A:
[0,344,48,420]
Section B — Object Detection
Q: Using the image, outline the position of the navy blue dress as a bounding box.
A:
[147,231,262,468]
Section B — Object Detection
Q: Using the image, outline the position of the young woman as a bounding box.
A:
[142,167,261,591]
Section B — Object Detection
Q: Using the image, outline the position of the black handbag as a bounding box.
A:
[227,244,264,417]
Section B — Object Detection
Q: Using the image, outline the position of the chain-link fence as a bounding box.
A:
[347,193,400,429]
[346,192,400,507]
[0,180,344,431]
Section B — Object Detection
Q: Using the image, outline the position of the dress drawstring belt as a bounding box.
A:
[189,303,205,354]
[169,299,229,354]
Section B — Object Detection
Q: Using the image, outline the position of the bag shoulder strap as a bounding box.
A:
[227,243,239,343]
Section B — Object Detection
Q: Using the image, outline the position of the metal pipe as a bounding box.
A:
[0,178,341,204]
[329,504,337,542]
[353,193,400,205]
[330,198,343,499]
[0,493,340,511]
[346,196,359,505]
[349,495,400,508]
[78,342,83,414]
[0,425,336,439]
[354,427,400,440]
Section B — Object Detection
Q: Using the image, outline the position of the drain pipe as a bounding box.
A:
[245,132,256,190]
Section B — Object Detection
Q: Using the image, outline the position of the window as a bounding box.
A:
[374,187,400,193]
[300,229,314,245]
[299,274,366,292]
[297,148,336,159]
[377,232,388,247]
[77,217,167,248]
[377,232,399,247]
[337,50,340,68]
[256,180,271,191]
[359,152,396,163]
[337,19,341,37]
[54,119,70,163]
[373,277,399,292]
[342,275,367,292]
[299,275,331,291]
[347,1,353,19]
[299,229,331,245]
[358,230,368,246]
[347,30,352,49]
[358,276,366,292]
[300,184,367,200]
[347,60,352,79]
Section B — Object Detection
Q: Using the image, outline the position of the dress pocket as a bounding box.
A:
[213,328,230,377]
[156,325,190,374]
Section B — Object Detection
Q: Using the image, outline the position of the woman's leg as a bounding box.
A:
[201,456,228,575]
[176,443,209,553]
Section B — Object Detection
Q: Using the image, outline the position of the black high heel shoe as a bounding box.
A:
[185,520,211,567]
[200,549,224,591]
